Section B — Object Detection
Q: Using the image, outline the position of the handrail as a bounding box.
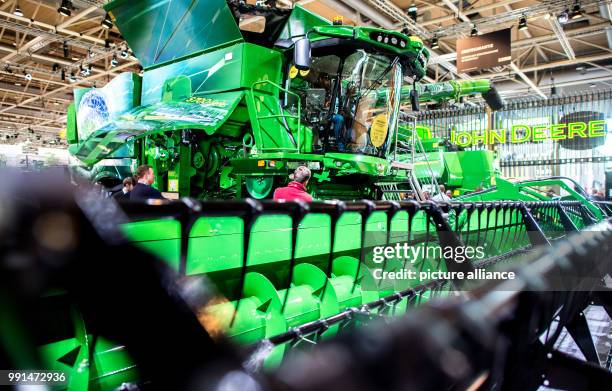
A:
[250,79,302,154]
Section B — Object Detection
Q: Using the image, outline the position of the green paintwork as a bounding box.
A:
[66,103,77,144]
[74,91,244,166]
[69,0,436,199]
[104,0,243,69]
[459,177,604,220]
[37,294,139,390]
[400,79,492,104]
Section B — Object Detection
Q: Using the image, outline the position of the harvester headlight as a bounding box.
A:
[391,37,397,45]
[376,163,385,173]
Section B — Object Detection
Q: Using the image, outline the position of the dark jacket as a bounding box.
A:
[112,190,131,200]
[273,181,313,202]
[130,183,164,201]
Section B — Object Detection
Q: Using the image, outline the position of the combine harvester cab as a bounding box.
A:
[68,0,439,200]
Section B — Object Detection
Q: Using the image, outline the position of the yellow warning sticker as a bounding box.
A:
[370,114,389,148]
[289,65,299,79]
[299,69,310,77]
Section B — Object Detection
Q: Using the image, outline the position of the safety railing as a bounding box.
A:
[249,80,301,153]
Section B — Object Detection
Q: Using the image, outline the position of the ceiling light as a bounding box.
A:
[589,83,596,88]
[24,71,32,81]
[88,49,95,58]
[13,4,23,17]
[69,72,76,83]
[430,36,439,50]
[111,55,118,67]
[470,25,478,36]
[570,2,582,20]
[518,16,528,31]
[102,12,113,29]
[557,9,569,24]
[550,77,557,96]
[120,49,129,59]
[80,65,91,77]
[407,4,417,22]
[58,0,71,17]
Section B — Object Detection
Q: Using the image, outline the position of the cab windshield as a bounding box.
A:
[291,50,402,158]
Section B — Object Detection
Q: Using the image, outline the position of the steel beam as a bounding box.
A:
[485,53,612,79]
[510,62,546,99]
[440,0,471,23]
[548,14,576,60]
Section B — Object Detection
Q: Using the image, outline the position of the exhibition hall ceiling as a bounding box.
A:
[0,0,609,148]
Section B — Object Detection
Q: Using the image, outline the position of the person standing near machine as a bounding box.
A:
[130,165,165,201]
[113,177,134,200]
[273,166,313,202]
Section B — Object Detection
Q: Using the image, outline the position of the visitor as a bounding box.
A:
[432,184,450,202]
[113,177,134,200]
[273,166,313,202]
[591,188,604,201]
[445,190,452,199]
[130,165,165,201]
[403,190,415,200]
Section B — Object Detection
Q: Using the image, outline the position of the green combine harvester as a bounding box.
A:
[42,0,610,389]
[67,0,501,200]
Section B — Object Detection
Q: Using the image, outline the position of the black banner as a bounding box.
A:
[457,28,511,73]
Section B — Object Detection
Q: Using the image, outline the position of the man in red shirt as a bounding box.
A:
[273,166,313,202]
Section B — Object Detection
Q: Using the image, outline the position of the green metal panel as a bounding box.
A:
[278,4,331,40]
[104,0,244,69]
[456,151,496,191]
[442,152,463,187]
[121,219,181,271]
[89,338,139,390]
[66,103,77,144]
[74,91,244,166]
[141,44,281,105]
[75,73,141,142]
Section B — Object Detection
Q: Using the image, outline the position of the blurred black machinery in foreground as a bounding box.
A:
[0,170,610,390]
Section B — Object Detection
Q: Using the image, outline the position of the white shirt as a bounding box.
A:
[432,193,450,202]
